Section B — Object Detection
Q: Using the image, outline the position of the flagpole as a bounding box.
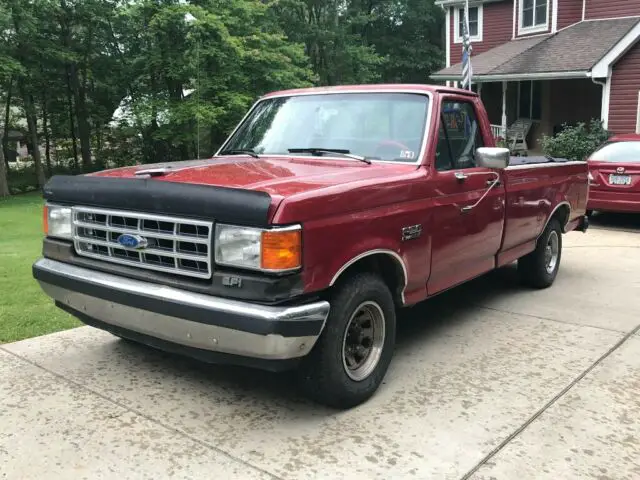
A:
[465,0,472,91]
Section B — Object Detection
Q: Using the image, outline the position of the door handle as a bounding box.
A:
[455,172,468,182]
[461,172,501,213]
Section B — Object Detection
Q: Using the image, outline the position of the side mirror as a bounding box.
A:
[476,147,510,169]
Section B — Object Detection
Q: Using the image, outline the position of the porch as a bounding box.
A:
[476,79,603,155]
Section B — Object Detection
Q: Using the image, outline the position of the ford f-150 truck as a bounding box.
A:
[33,84,589,409]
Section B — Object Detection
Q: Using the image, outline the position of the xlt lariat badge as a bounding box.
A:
[401,224,422,241]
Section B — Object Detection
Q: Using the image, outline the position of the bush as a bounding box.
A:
[541,119,610,161]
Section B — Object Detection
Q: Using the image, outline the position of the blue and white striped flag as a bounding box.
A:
[461,0,473,90]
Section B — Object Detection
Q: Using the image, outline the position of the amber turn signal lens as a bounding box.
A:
[43,205,49,235]
[261,229,302,271]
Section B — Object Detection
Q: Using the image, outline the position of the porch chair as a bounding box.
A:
[506,118,533,155]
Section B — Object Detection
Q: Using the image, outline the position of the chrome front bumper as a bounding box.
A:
[33,259,330,364]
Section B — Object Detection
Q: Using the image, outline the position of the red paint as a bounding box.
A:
[94,84,589,306]
[584,0,640,20]
[587,134,640,213]
[449,1,514,66]
[609,41,640,135]
[557,0,583,29]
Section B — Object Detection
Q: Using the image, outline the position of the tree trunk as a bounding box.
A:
[0,135,9,197]
[66,67,79,171]
[69,63,92,171]
[20,83,46,188]
[3,78,12,169]
[41,85,52,174]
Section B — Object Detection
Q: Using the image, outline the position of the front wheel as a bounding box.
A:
[518,218,562,288]
[297,272,396,409]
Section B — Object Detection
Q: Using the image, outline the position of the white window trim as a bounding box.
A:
[454,5,483,43]
[518,0,550,35]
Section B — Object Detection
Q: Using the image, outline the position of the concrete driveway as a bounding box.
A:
[2,214,639,480]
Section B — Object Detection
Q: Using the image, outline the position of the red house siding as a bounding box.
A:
[449,1,513,65]
[514,0,553,37]
[557,0,583,29]
[584,0,640,20]
[609,41,640,134]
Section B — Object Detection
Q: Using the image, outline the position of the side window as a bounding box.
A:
[439,100,484,170]
[435,121,454,171]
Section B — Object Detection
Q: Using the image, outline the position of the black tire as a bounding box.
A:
[297,272,396,409]
[586,209,594,217]
[518,218,562,288]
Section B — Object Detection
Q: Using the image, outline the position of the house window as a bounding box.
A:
[454,6,483,43]
[518,81,542,120]
[519,0,548,34]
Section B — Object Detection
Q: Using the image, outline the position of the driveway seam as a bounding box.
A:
[459,321,640,480]
[0,345,284,480]
[564,245,640,249]
[473,304,627,334]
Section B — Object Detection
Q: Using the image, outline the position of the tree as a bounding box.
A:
[272,0,384,86]
[0,0,446,191]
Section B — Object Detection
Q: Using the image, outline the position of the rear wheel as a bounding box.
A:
[297,272,396,409]
[518,218,562,288]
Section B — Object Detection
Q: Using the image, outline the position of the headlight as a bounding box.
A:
[215,224,302,272]
[44,204,73,239]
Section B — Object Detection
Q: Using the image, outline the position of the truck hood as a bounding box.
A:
[92,155,416,198]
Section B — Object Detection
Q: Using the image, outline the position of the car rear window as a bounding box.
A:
[589,141,640,163]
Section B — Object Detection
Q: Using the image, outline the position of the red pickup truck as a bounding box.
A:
[34,84,589,409]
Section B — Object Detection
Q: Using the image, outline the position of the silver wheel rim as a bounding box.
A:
[342,301,386,382]
[545,231,559,274]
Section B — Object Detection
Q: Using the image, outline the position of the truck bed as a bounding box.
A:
[508,156,575,167]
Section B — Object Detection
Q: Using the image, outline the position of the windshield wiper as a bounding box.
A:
[287,147,371,165]
[219,149,260,159]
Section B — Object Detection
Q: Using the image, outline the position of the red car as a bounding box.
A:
[587,134,640,214]
[33,84,589,408]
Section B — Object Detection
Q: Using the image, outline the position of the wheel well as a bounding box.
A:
[551,203,570,232]
[331,253,406,307]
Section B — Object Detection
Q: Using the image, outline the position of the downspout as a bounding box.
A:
[591,75,608,130]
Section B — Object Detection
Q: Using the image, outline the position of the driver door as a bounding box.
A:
[427,96,506,295]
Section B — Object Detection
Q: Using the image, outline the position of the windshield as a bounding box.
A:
[590,141,640,163]
[220,93,430,162]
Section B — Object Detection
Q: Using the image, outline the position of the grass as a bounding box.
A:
[0,193,80,343]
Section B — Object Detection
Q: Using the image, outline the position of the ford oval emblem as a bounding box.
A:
[116,234,148,250]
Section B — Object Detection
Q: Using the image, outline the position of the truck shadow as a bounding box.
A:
[589,212,640,233]
[110,266,524,413]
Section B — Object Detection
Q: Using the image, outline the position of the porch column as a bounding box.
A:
[501,81,508,137]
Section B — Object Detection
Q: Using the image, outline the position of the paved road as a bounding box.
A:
[2,214,639,479]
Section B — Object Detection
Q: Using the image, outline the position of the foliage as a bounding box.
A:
[0,193,79,342]
[0,0,445,192]
[541,119,611,161]
[494,136,508,149]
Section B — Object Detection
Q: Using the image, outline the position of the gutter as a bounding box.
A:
[431,70,591,82]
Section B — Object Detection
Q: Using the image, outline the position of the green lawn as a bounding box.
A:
[0,193,80,343]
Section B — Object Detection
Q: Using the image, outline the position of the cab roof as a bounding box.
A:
[261,84,478,99]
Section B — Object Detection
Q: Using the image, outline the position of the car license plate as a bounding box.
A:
[609,174,631,185]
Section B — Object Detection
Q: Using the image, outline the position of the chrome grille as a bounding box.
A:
[72,207,213,279]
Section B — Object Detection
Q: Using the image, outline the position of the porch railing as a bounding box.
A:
[491,124,506,139]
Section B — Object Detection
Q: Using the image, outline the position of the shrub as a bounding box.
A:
[540,119,610,161]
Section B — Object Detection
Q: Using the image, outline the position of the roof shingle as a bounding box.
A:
[433,17,640,79]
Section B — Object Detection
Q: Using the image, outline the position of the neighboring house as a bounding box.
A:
[431,0,640,153]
